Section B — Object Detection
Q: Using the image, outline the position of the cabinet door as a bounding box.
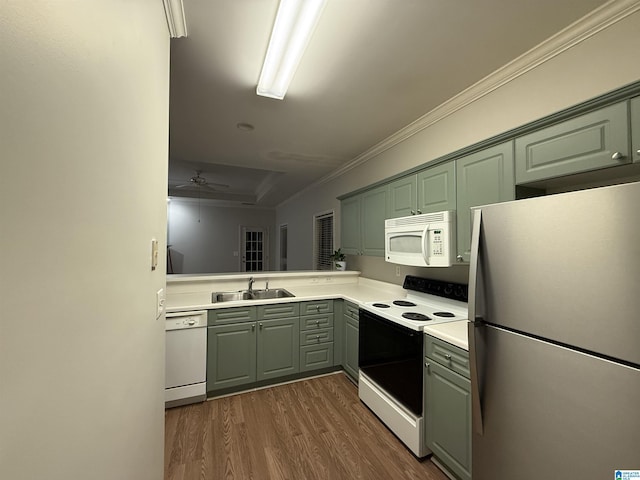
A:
[343,316,359,381]
[256,318,299,382]
[340,195,361,255]
[631,96,640,163]
[417,161,456,214]
[425,360,471,480]
[456,142,514,263]
[515,101,629,183]
[360,185,387,256]
[207,323,256,393]
[388,175,417,218]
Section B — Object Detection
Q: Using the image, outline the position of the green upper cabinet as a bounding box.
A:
[456,141,514,263]
[515,101,630,183]
[417,161,456,214]
[340,195,361,255]
[631,96,640,163]
[387,162,456,219]
[340,185,387,256]
[360,185,387,256]
[388,175,417,218]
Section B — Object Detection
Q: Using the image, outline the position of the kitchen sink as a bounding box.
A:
[249,288,294,300]
[211,288,294,303]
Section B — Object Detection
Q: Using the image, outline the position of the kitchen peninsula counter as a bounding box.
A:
[166,271,468,349]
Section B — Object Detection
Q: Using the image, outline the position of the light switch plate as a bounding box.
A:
[156,288,165,319]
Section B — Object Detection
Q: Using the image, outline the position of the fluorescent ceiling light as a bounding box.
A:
[257,0,327,100]
[163,0,188,38]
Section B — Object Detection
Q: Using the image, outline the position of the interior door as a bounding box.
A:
[240,226,268,272]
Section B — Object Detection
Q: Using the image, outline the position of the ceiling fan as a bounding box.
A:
[174,170,229,190]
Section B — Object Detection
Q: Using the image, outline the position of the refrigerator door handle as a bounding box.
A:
[469,321,485,435]
[468,208,483,323]
[468,208,485,435]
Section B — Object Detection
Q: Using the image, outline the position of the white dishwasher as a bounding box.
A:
[165,310,207,408]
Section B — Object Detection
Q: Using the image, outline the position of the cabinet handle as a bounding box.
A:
[410,210,415,215]
[425,362,431,373]
[456,255,464,262]
[636,149,640,156]
[611,151,625,160]
[417,209,422,215]
[316,335,320,342]
[316,306,321,312]
[251,324,255,332]
[444,354,452,362]
[259,322,263,330]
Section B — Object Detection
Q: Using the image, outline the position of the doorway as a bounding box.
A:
[240,226,268,272]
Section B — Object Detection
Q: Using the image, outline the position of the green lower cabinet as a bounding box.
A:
[256,318,299,381]
[207,316,300,394]
[300,343,334,372]
[207,322,257,392]
[343,302,359,381]
[425,338,471,480]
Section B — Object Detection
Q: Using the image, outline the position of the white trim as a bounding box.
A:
[163,0,188,38]
[277,0,640,207]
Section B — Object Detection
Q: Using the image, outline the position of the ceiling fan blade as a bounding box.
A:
[173,183,192,189]
[205,182,230,189]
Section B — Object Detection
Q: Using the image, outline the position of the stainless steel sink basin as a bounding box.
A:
[212,291,253,302]
[212,288,294,303]
[249,288,294,300]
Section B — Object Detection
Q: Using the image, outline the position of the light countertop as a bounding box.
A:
[166,272,468,350]
[423,320,469,351]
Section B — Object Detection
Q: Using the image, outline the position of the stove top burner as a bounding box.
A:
[393,300,417,307]
[372,303,390,308]
[433,312,455,317]
[402,312,431,321]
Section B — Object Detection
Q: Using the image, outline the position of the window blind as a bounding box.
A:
[314,212,334,270]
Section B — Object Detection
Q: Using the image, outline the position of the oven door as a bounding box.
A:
[359,309,424,416]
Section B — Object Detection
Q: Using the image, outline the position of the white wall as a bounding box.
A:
[0,3,169,479]
[277,7,640,284]
[168,199,277,273]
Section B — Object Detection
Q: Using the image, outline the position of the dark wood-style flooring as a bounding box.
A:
[165,372,448,480]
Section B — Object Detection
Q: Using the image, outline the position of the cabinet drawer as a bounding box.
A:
[344,301,359,321]
[208,306,257,325]
[300,300,334,315]
[300,343,334,373]
[300,327,334,346]
[300,313,334,330]
[257,302,300,319]
[425,335,470,379]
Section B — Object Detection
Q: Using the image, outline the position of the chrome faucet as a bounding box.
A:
[265,279,269,291]
[248,276,254,293]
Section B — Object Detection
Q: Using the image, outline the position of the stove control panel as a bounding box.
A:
[402,276,468,302]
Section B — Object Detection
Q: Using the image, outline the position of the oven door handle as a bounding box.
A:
[421,224,430,266]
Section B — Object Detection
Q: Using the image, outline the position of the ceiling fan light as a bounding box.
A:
[257,0,326,100]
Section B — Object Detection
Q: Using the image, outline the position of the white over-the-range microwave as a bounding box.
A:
[384,210,456,267]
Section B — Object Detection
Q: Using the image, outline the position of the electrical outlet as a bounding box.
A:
[395,266,401,277]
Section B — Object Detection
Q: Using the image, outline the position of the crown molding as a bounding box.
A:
[163,0,188,38]
[285,0,640,204]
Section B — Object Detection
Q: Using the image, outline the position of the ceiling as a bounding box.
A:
[168,0,611,207]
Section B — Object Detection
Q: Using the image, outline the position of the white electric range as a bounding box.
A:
[358,276,469,457]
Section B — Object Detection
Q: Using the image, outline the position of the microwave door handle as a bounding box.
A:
[422,224,430,265]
